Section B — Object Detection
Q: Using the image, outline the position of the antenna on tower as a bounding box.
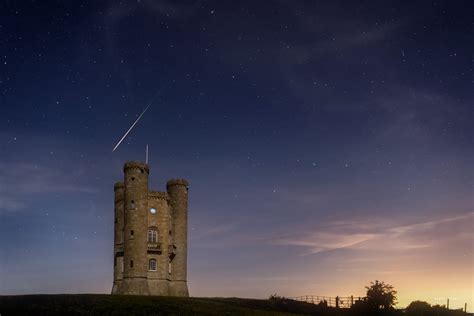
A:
[146,144,149,164]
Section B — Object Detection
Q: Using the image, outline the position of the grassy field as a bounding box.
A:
[0,294,342,316]
[2,295,469,316]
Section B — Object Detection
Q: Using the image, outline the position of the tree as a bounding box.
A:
[365,280,397,311]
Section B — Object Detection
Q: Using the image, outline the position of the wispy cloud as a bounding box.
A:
[276,232,376,254]
[0,162,97,214]
[272,211,474,255]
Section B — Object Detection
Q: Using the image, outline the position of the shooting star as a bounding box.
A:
[112,105,150,152]
[112,86,166,152]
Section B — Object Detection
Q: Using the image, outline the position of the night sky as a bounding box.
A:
[0,0,473,309]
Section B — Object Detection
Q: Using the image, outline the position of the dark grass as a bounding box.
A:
[3,295,467,316]
[0,294,341,316]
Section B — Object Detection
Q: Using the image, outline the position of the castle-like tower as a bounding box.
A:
[111,161,189,296]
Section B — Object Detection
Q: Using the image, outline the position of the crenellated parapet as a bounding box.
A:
[124,161,149,174]
[148,191,169,201]
[166,178,189,188]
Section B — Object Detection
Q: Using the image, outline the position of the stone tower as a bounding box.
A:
[111,161,189,296]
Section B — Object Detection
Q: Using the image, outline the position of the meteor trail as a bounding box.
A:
[112,105,150,152]
[112,86,165,152]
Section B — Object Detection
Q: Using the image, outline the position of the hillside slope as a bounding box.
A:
[0,294,334,316]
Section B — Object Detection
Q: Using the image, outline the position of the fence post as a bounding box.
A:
[464,303,467,313]
[351,295,353,307]
[447,298,449,310]
[336,296,339,308]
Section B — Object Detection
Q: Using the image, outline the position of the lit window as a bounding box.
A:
[168,260,172,274]
[149,207,156,214]
[148,228,157,243]
[149,259,157,271]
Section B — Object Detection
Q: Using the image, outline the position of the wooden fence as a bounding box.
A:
[289,295,365,308]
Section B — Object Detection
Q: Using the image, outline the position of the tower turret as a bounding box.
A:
[112,181,124,294]
[120,161,150,295]
[166,178,189,297]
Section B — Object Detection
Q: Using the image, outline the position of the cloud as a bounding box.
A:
[275,232,376,254]
[0,197,25,212]
[371,87,469,142]
[0,162,97,214]
[272,211,474,255]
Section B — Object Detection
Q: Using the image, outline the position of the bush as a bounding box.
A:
[405,301,432,316]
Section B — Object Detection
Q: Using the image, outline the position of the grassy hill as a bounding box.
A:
[0,294,341,316]
[1,295,469,316]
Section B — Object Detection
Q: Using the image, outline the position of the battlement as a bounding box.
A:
[148,191,169,201]
[124,161,149,174]
[166,178,189,188]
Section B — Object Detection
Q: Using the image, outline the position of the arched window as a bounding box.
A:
[149,259,157,271]
[148,228,158,243]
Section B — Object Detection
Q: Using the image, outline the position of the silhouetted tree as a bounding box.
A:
[406,301,432,316]
[365,280,397,311]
